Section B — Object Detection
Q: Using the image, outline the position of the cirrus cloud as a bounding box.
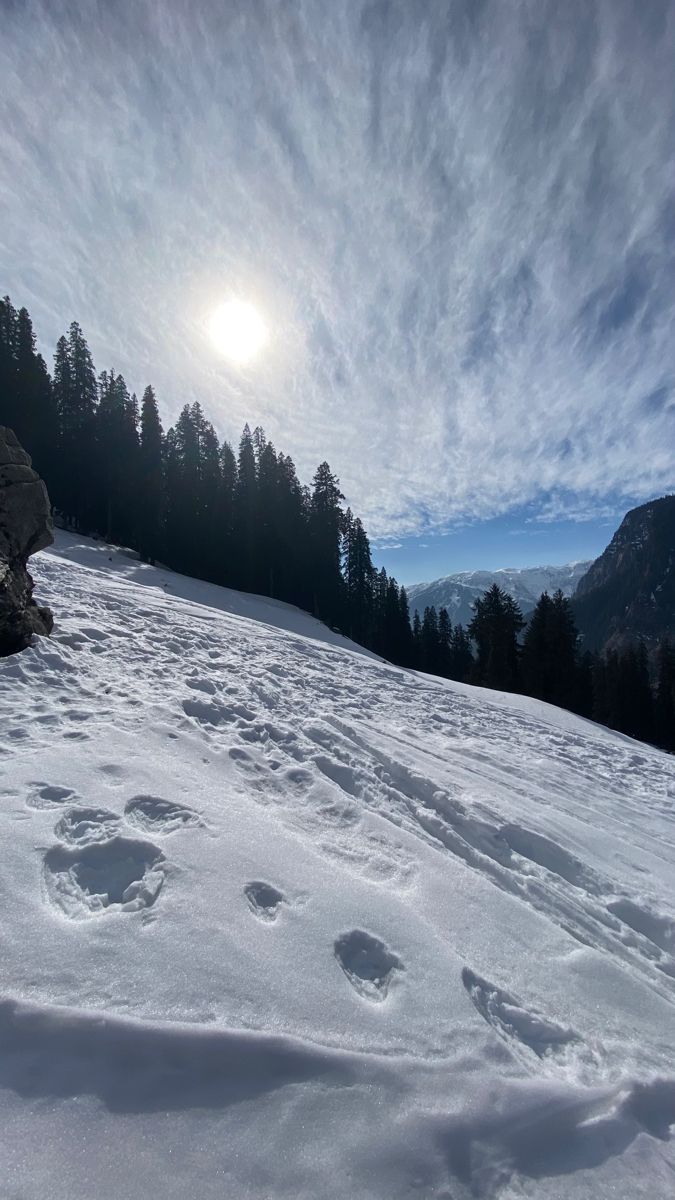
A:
[1,0,673,537]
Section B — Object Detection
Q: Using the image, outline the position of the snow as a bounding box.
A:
[0,530,674,1198]
[408,561,592,624]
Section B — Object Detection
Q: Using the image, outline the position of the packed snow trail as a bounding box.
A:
[0,532,674,1198]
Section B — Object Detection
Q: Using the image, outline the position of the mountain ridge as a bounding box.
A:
[573,495,675,650]
[407,561,592,626]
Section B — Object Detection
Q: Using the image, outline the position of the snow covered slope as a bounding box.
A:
[1,532,674,1199]
[408,561,592,624]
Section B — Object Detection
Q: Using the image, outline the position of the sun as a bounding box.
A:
[208,299,268,365]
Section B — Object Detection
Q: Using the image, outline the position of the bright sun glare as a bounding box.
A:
[208,299,268,365]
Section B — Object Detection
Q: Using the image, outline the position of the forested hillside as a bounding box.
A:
[1,295,673,753]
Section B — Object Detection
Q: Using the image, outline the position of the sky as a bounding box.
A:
[1,0,674,584]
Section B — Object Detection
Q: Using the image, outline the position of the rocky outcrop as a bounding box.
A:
[573,495,675,651]
[0,426,54,656]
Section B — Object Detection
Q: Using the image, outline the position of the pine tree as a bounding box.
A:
[233,423,258,591]
[468,584,524,690]
[16,307,56,473]
[274,452,310,606]
[421,606,440,673]
[215,439,237,585]
[397,586,414,666]
[257,438,280,596]
[342,511,374,645]
[309,461,344,625]
[194,406,223,581]
[0,297,19,432]
[549,589,580,709]
[521,591,554,699]
[411,609,423,667]
[53,321,98,527]
[437,607,453,677]
[96,370,139,543]
[371,567,389,656]
[138,386,164,563]
[164,404,200,574]
[383,576,404,662]
[450,624,474,682]
[0,299,56,476]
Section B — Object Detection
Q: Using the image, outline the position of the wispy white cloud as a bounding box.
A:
[1,0,673,537]
[527,495,628,525]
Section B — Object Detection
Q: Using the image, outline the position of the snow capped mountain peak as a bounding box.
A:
[408,561,592,624]
[0,533,673,1199]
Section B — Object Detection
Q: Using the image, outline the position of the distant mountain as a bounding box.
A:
[573,495,675,651]
[407,561,592,627]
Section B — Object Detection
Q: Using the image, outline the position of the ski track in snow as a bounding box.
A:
[0,532,674,1198]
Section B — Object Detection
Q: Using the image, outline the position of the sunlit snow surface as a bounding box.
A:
[1,531,674,1198]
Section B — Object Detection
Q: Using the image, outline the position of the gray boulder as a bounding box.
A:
[0,426,54,656]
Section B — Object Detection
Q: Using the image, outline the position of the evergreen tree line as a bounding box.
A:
[0,297,415,660]
[418,583,675,753]
[1,297,673,753]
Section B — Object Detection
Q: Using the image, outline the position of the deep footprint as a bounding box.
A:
[244,881,284,921]
[334,930,403,1002]
[124,794,201,834]
[27,782,77,810]
[43,837,166,919]
[55,807,121,845]
[461,966,577,1058]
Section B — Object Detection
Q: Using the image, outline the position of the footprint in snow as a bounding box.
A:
[124,794,202,834]
[182,697,227,726]
[461,966,578,1060]
[334,930,403,1002]
[185,676,217,695]
[27,782,77,810]
[43,836,166,919]
[244,881,285,921]
[55,806,121,845]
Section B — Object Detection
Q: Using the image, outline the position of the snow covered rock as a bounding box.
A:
[0,425,53,655]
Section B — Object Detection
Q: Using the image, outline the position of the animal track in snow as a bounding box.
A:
[27,782,77,810]
[334,930,403,1002]
[461,967,578,1060]
[124,794,201,834]
[244,881,284,921]
[54,807,121,845]
[43,836,166,919]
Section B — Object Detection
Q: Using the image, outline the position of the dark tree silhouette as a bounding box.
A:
[468,584,524,690]
[138,386,164,563]
[309,462,344,625]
